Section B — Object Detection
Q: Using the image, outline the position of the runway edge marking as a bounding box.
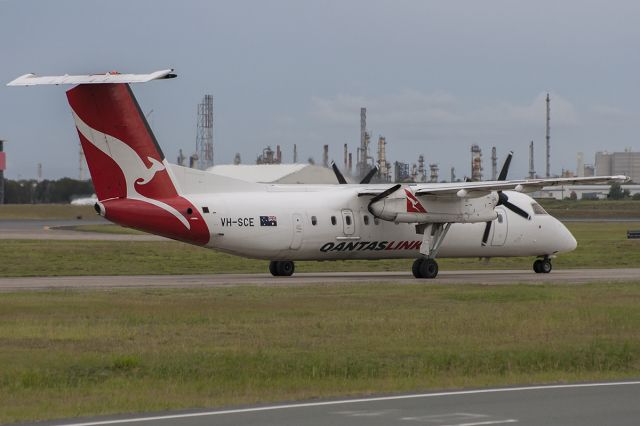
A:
[54,381,640,426]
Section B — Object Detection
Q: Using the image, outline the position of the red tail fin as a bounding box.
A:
[67,83,177,201]
[66,83,209,245]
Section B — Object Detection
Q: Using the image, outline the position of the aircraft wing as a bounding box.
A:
[413,175,629,197]
[356,175,629,198]
[6,69,176,86]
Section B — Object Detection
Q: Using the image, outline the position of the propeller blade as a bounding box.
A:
[331,161,347,184]
[481,221,492,246]
[503,200,531,220]
[497,191,530,220]
[360,165,379,184]
[497,151,514,181]
[369,184,401,205]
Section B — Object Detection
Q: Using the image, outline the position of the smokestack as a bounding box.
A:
[276,145,282,164]
[293,144,298,163]
[450,166,456,183]
[546,93,551,177]
[343,143,348,171]
[322,144,329,167]
[348,153,352,173]
[529,140,535,179]
[491,147,497,180]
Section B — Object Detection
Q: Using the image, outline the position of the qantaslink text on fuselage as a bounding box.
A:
[320,240,422,253]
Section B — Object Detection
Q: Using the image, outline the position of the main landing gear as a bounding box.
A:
[412,222,452,279]
[269,260,295,277]
[533,257,552,274]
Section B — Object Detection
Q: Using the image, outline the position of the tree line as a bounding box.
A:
[2,178,94,204]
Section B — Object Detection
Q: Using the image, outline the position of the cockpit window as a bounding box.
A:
[531,202,548,215]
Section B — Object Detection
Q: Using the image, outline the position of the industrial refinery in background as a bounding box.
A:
[8,92,638,193]
[177,93,562,185]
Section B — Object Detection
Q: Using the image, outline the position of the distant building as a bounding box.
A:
[533,184,640,200]
[595,151,640,183]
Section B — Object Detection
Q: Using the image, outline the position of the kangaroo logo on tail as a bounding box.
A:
[72,111,191,229]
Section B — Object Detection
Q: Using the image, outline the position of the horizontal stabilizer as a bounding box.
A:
[7,69,176,86]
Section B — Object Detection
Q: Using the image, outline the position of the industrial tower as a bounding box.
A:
[545,93,550,177]
[377,136,390,182]
[491,147,497,180]
[196,94,214,170]
[529,141,536,179]
[357,107,373,179]
[471,144,483,181]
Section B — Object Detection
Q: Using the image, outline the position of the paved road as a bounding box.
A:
[1,268,639,292]
[0,219,164,241]
[23,381,640,426]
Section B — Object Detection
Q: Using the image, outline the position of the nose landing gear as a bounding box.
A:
[269,260,295,277]
[533,257,552,274]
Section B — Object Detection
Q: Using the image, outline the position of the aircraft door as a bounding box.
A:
[341,209,355,235]
[491,208,508,246]
[290,213,304,250]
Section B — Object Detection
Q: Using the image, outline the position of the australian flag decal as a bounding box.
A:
[260,215,278,227]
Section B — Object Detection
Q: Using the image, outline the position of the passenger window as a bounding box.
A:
[311,216,317,226]
[497,214,503,223]
[531,202,548,215]
[374,218,380,225]
[331,216,337,225]
[363,215,370,225]
[345,215,352,225]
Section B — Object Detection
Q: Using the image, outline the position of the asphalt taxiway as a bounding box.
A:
[0,219,164,241]
[24,381,640,426]
[1,268,639,292]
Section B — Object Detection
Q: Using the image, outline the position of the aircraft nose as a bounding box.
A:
[557,221,577,252]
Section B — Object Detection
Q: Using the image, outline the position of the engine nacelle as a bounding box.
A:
[369,190,499,224]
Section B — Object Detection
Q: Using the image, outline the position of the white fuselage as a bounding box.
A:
[186,185,577,261]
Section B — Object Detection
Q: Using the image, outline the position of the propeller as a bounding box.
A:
[481,151,530,246]
[331,161,347,184]
[497,151,513,181]
[330,162,380,184]
[367,184,401,216]
[360,165,379,184]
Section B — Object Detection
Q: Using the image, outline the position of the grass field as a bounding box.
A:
[0,204,96,220]
[1,282,640,423]
[538,198,640,219]
[66,224,146,235]
[0,221,638,277]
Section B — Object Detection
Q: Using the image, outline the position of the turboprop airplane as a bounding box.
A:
[8,69,628,279]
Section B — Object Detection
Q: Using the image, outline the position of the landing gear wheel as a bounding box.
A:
[420,259,439,279]
[412,258,424,278]
[413,258,438,279]
[276,260,295,277]
[533,259,552,274]
[533,259,542,273]
[269,261,278,276]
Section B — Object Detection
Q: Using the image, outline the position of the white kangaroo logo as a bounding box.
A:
[72,111,191,230]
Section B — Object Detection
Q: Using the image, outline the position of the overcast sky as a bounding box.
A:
[1,0,639,180]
